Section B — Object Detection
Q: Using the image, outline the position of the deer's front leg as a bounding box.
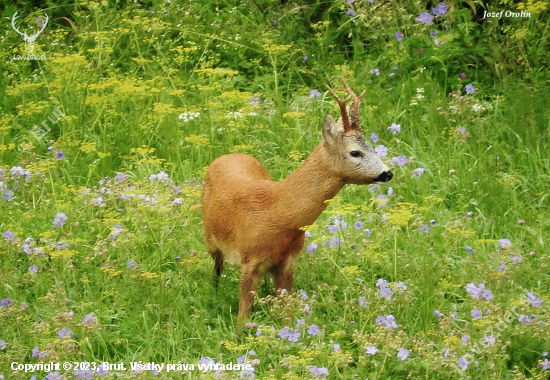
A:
[238,265,261,322]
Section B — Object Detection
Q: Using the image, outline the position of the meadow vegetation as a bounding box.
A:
[0,0,549,378]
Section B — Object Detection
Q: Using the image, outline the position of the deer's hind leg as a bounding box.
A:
[210,248,224,289]
[204,226,224,288]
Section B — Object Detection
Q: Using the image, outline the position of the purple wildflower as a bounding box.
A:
[498,238,512,249]
[307,243,318,254]
[346,8,356,17]
[511,255,523,265]
[55,151,65,159]
[309,366,329,378]
[465,246,474,254]
[465,84,475,94]
[83,313,96,324]
[11,166,25,176]
[3,231,14,241]
[432,2,449,17]
[394,281,407,294]
[375,145,388,157]
[387,123,401,134]
[334,216,347,229]
[45,372,62,380]
[309,89,321,100]
[397,347,409,360]
[328,237,342,248]
[52,212,68,227]
[4,188,13,201]
[471,308,482,319]
[458,357,468,371]
[413,168,425,177]
[466,283,481,298]
[395,31,403,41]
[371,132,379,143]
[418,12,434,25]
[364,229,371,237]
[278,328,290,339]
[287,330,300,342]
[379,286,393,300]
[518,314,533,324]
[308,325,320,336]
[396,155,408,165]
[483,335,496,346]
[526,292,542,307]
[57,328,72,340]
[1,299,11,307]
[354,221,364,230]
[366,345,378,355]
[359,296,368,308]
[29,265,39,276]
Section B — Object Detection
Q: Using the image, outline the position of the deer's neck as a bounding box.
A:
[274,144,344,229]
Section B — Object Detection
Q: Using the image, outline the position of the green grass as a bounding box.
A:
[0,0,549,379]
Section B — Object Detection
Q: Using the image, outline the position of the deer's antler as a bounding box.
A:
[340,77,365,131]
[11,12,26,37]
[325,78,365,133]
[325,82,352,132]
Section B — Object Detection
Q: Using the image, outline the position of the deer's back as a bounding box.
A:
[202,154,281,260]
[205,154,272,184]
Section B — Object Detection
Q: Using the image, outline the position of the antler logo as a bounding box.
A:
[11,11,48,54]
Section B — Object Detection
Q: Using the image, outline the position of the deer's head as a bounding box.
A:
[322,78,393,185]
[12,11,48,54]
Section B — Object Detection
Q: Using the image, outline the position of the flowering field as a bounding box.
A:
[1,0,549,379]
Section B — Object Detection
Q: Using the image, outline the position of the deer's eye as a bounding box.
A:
[350,151,362,158]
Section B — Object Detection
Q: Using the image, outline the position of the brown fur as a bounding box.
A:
[201,82,391,321]
[202,147,347,320]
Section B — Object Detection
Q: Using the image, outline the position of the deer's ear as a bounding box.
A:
[322,114,341,146]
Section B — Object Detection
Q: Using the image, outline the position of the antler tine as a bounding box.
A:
[340,78,365,131]
[324,83,352,132]
[11,12,25,37]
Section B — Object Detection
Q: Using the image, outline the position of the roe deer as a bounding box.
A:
[201,78,393,321]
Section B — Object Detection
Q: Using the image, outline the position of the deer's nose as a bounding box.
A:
[375,171,393,183]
